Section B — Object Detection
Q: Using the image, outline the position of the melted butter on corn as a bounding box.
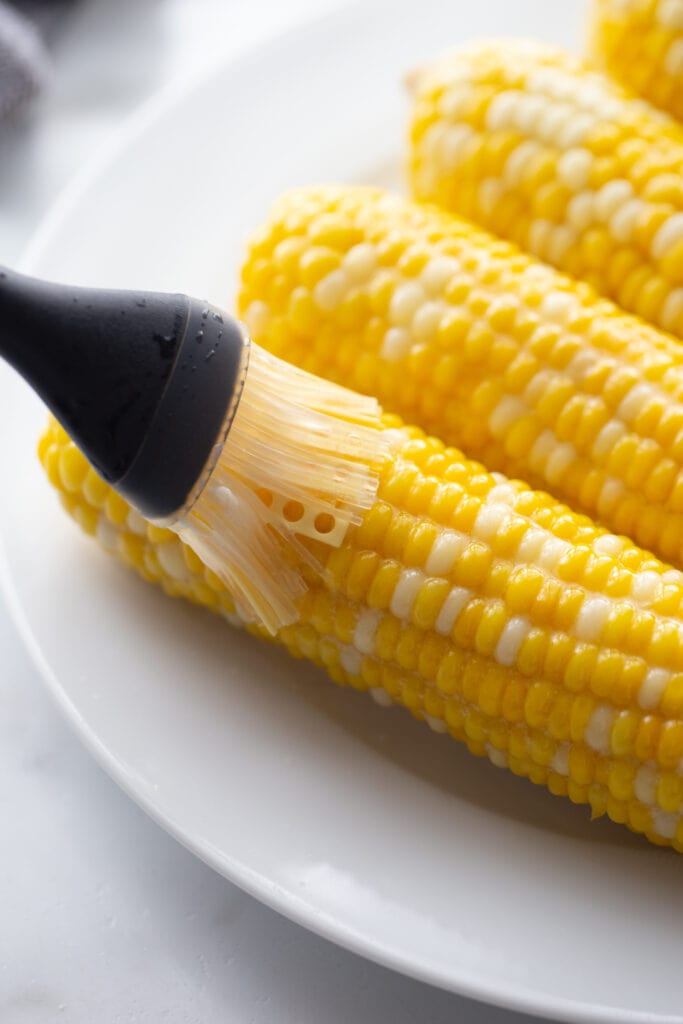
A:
[238,184,683,571]
[39,413,683,851]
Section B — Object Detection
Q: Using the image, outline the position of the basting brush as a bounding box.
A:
[0,268,390,633]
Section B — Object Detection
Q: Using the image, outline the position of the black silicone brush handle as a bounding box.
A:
[0,268,188,477]
[0,267,247,519]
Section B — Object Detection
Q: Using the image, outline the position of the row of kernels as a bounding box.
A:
[266,192,683,456]
[321,632,683,830]
[303,577,683,831]
[345,541,683,715]
[370,654,683,822]
[322,518,681,718]
[409,43,683,330]
[398,438,683,608]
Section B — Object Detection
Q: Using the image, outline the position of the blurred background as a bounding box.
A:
[0,0,336,262]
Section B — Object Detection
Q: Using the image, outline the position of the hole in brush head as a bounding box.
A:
[255,487,274,508]
[314,512,336,535]
[282,500,305,523]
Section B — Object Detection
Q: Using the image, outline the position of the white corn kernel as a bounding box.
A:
[638,667,670,710]
[370,687,393,707]
[545,442,576,484]
[390,569,425,620]
[473,504,509,541]
[339,645,362,675]
[488,396,526,437]
[541,291,578,325]
[343,243,376,282]
[557,148,592,190]
[494,616,531,666]
[653,810,678,840]
[314,268,350,310]
[658,0,683,30]
[585,705,616,755]
[389,281,425,325]
[609,199,643,244]
[381,327,411,362]
[567,192,596,232]
[551,743,571,776]
[662,288,683,331]
[593,534,626,556]
[665,38,683,76]
[157,543,192,583]
[353,609,382,656]
[652,213,683,260]
[412,301,447,341]
[435,587,471,636]
[425,530,468,576]
[634,764,658,805]
[487,745,508,768]
[574,596,611,642]
[420,255,460,294]
[631,570,662,603]
[595,180,634,221]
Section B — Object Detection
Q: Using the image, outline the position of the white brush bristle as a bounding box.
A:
[173,342,391,634]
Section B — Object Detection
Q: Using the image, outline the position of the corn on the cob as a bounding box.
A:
[239,184,683,570]
[590,0,683,121]
[39,412,683,851]
[407,38,683,339]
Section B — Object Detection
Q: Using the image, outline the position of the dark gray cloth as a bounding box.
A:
[0,1,55,121]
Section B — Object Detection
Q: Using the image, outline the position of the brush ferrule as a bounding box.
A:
[116,302,248,520]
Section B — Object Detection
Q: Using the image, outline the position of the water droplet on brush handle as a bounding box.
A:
[153,332,176,359]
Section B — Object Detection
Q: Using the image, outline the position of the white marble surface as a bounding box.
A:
[0,3,545,1021]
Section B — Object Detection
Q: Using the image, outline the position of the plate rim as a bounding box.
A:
[3,5,680,1022]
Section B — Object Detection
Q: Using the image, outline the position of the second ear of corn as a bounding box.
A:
[590,0,683,122]
[39,410,683,852]
[407,38,683,341]
[239,185,683,572]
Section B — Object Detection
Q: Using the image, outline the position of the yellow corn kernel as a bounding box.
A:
[58,443,88,494]
[656,773,683,814]
[239,185,683,575]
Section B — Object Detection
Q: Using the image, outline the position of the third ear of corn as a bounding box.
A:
[407,38,683,340]
[239,184,683,572]
[590,0,683,122]
[39,409,683,852]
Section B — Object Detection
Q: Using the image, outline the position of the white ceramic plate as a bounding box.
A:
[3,2,683,1021]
